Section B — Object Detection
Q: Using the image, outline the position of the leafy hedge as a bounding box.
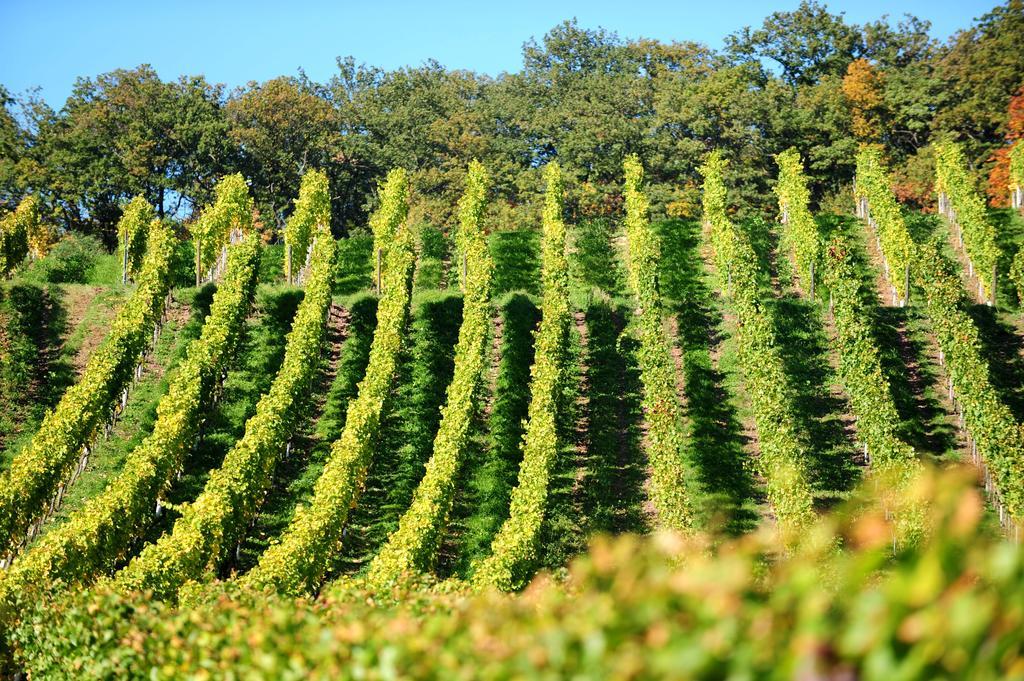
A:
[822,241,916,471]
[114,229,336,600]
[284,169,330,283]
[855,146,914,303]
[14,472,1024,681]
[371,168,410,274]
[622,155,692,531]
[774,147,820,288]
[473,162,571,591]
[456,292,540,570]
[243,169,416,596]
[0,234,261,615]
[700,151,815,534]
[1011,140,1024,196]
[0,220,175,557]
[934,140,999,300]
[1011,247,1024,306]
[367,161,493,587]
[117,196,155,282]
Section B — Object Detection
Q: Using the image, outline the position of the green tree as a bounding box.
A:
[226,77,341,235]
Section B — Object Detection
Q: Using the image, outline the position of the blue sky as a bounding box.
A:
[0,0,998,106]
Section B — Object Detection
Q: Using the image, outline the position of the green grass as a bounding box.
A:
[335,235,374,295]
[0,282,71,452]
[0,283,128,468]
[490,230,540,296]
[574,299,650,536]
[414,224,451,290]
[447,292,540,576]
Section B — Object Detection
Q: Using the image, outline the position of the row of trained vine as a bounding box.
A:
[855,147,914,305]
[366,160,494,587]
[118,196,155,283]
[473,161,572,591]
[777,149,916,473]
[0,234,262,614]
[774,147,820,296]
[821,239,922,538]
[1010,140,1024,303]
[820,249,917,472]
[621,154,691,532]
[857,152,1024,528]
[189,174,253,284]
[114,227,337,600]
[914,241,1024,526]
[284,170,330,284]
[699,150,816,534]
[0,218,176,557]
[243,168,416,596]
[934,140,999,303]
[1,195,56,276]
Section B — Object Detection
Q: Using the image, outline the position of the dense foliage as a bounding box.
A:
[935,140,999,300]
[0,195,53,276]
[774,147,820,291]
[13,471,1024,680]
[0,220,174,557]
[858,153,1024,524]
[3,4,1022,235]
[473,162,571,591]
[116,196,154,282]
[367,161,493,586]
[855,146,915,303]
[621,155,692,531]
[190,173,253,281]
[913,239,1024,523]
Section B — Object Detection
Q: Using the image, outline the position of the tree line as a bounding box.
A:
[1,1,1022,245]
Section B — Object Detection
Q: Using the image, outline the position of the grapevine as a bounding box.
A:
[621,154,692,532]
[855,146,914,304]
[117,196,155,283]
[115,228,336,600]
[0,220,175,556]
[774,148,820,295]
[699,151,816,534]
[0,234,261,611]
[934,140,999,302]
[1,195,53,276]
[190,174,253,283]
[858,152,1024,526]
[284,169,330,283]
